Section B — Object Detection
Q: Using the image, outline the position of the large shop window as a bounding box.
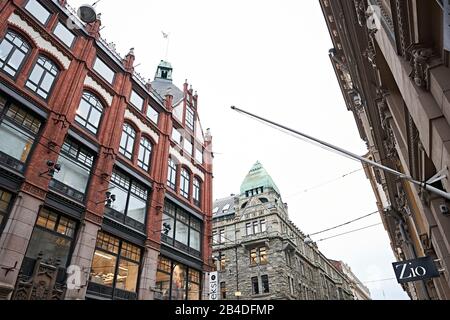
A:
[0,98,42,172]
[106,170,148,232]
[75,92,104,135]
[26,56,59,100]
[0,188,13,233]
[138,137,152,172]
[161,201,202,257]
[155,256,201,300]
[119,123,136,160]
[21,209,77,282]
[89,232,141,300]
[50,138,94,202]
[0,31,30,78]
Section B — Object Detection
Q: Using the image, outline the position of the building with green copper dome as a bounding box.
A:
[240,161,281,197]
[211,162,357,301]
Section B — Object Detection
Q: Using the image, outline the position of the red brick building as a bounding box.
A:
[0,0,213,300]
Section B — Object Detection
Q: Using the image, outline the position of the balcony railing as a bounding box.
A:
[49,179,85,203]
[104,207,145,233]
[87,282,138,300]
[0,150,25,172]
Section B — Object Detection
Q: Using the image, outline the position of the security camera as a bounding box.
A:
[439,204,450,216]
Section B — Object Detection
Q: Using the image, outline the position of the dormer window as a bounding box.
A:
[222,204,230,213]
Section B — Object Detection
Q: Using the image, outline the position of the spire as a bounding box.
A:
[240,161,281,196]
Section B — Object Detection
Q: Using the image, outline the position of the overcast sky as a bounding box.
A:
[68,0,410,300]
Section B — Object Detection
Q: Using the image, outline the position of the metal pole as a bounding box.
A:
[231,106,450,201]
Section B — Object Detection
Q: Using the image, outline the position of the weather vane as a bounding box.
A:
[162,31,170,61]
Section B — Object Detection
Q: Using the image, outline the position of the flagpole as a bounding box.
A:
[230,106,450,201]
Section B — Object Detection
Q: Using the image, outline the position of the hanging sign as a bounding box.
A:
[393,256,440,284]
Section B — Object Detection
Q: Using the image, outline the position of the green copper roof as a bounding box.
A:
[240,161,280,195]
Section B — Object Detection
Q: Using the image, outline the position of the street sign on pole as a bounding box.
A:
[393,257,440,284]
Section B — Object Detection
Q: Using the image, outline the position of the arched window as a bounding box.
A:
[180,168,190,199]
[119,123,136,160]
[167,158,177,190]
[0,31,31,77]
[138,137,153,171]
[26,55,59,99]
[193,178,201,207]
[75,92,104,135]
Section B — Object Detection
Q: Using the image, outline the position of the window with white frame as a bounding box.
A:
[53,21,75,47]
[26,56,59,99]
[167,158,177,190]
[75,91,104,135]
[138,137,152,171]
[93,57,115,84]
[119,123,136,160]
[25,0,51,25]
[146,105,159,124]
[130,90,144,111]
[0,31,30,78]
[180,168,190,199]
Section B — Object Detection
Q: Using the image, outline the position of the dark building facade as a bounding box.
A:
[320,0,450,299]
[0,0,213,300]
[212,162,355,300]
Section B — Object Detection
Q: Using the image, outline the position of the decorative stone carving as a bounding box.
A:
[394,0,410,57]
[12,253,66,300]
[409,47,433,88]
[353,0,367,27]
[21,182,47,200]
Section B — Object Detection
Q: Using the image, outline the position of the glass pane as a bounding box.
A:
[40,72,55,92]
[116,259,139,292]
[90,250,117,287]
[162,214,174,239]
[147,105,159,124]
[130,90,144,110]
[0,189,12,213]
[53,155,90,193]
[187,282,200,300]
[0,122,34,162]
[0,40,13,63]
[26,228,72,266]
[156,270,171,300]
[109,184,128,214]
[28,65,44,84]
[25,0,51,25]
[53,22,75,47]
[171,264,187,300]
[127,194,146,223]
[175,222,188,245]
[8,50,25,70]
[189,229,200,251]
[93,57,115,84]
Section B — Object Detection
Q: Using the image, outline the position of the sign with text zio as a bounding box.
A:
[445,0,450,51]
[393,256,440,284]
[209,272,219,300]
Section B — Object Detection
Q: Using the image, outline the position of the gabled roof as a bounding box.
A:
[213,196,236,218]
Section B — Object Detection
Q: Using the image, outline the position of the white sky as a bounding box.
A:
[68,0,409,300]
